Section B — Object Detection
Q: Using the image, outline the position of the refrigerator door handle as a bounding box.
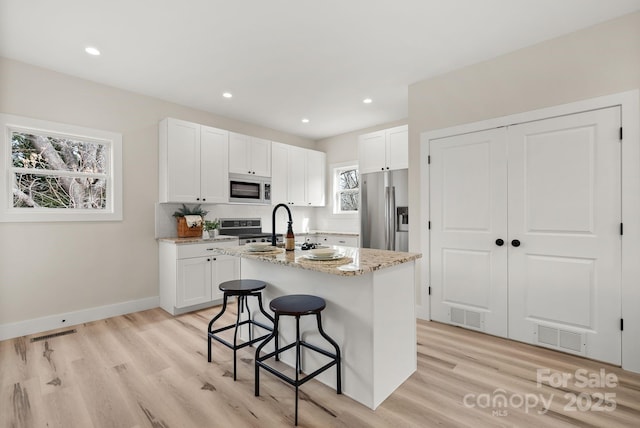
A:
[384,186,390,250]
[389,186,396,250]
[385,186,396,251]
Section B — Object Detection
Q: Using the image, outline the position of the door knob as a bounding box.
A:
[495,239,504,246]
[511,239,521,247]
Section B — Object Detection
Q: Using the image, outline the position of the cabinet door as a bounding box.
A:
[358,131,386,174]
[200,126,229,203]
[386,125,408,170]
[250,137,272,177]
[167,119,201,202]
[176,257,212,308]
[287,146,306,205]
[306,150,325,206]
[229,132,251,174]
[271,142,289,204]
[212,255,240,301]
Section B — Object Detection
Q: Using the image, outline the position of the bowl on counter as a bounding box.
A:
[309,248,338,257]
[246,242,273,251]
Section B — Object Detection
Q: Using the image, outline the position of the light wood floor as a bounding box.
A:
[1,305,639,427]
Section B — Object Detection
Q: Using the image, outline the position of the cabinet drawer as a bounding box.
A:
[312,235,359,247]
[176,240,238,259]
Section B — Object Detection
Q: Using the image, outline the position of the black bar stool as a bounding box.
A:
[207,279,275,381]
[255,294,341,426]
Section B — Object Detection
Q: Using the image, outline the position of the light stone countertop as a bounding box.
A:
[157,235,238,244]
[304,230,359,237]
[214,245,421,276]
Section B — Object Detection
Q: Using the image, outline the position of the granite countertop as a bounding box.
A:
[158,235,238,244]
[305,230,360,237]
[214,245,421,276]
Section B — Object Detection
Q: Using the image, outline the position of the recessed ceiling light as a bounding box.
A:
[363,98,373,104]
[301,118,310,123]
[223,92,233,98]
[85,46,101,56]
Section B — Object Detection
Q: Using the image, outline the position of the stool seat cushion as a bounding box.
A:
[270,294,326,316]
[219,279,267,294]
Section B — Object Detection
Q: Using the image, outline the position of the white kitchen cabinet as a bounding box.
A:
[358,124,408,174]
[159,118,229,203]
[159,240,240,315]
[271,143,326,207]
[287,145,307,205]
[306,149,326,206]
[229,132,271,177]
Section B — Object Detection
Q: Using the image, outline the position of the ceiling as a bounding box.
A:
[1,1,639,140]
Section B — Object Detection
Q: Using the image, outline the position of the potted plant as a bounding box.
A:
[172,204,208,238]
[203,218,220,239]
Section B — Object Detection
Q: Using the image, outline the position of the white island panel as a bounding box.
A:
[241,256,416,410]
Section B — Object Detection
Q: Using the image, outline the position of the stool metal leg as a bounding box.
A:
[255,313,279,397]
[243,295,253,342]
[232,295,246,381]
[256,293,278,359]
[295,315,301,426]
[207,293,229,362]
[316,313,342,394]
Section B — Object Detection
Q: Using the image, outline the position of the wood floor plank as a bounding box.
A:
[2,308,640,427]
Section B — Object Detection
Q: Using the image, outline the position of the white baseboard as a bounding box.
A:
[0,296,160,341]
[416,303,429,320]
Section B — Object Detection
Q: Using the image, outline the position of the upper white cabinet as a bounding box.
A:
[271,143,326,207]
[358,124,408,174]
[159,118,229,203]
[229,132,271,177]
[306,149,326,206]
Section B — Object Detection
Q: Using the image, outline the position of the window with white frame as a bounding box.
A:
[1,114,122,222]
[333,163,359,214]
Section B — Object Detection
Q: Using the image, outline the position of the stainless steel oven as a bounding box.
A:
[219,218,282,245]
[228,173,271,204]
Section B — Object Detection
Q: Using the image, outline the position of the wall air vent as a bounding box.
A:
[30,329,77,342]
[534,324,585,355]
[450,307,484,330]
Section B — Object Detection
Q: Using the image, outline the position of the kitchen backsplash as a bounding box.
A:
[155,203,317,238]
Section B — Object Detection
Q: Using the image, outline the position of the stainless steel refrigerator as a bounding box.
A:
[360,169,409,251]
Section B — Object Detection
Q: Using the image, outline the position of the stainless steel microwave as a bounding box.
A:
[228,173,271,204]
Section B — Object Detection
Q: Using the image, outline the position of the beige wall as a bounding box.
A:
[407,11,640,255]
[0,57,314,327]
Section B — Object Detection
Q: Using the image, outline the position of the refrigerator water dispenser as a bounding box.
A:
[397,206,409,232]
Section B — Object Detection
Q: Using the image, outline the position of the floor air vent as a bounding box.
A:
[450,307,484,330]
[535,325,585,355]
[30,329,77,342]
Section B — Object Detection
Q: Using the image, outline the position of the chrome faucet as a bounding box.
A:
[272,203,292,246]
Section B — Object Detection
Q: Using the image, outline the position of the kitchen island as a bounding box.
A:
[214,245,421,410]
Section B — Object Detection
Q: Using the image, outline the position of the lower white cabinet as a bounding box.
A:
[159,240,239,315]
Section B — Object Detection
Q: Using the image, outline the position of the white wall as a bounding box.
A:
[0,57,315,334]
[408,12,640,327]
[315,119,406,233]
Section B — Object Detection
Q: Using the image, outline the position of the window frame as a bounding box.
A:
[0,114,123,222]
[332,161,360,216]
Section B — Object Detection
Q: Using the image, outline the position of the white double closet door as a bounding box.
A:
[430,107,622,365]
